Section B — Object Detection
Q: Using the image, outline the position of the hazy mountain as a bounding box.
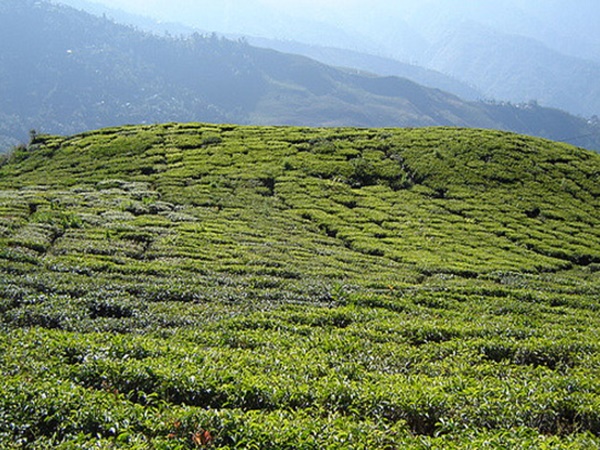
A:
[67,0,600,66]
[51,0,197,36]
[424,22,600,118]
[58,0,484,102]
[282,0,600,66]
[243,38,483,101]
[57,0,482,100]
[407,0,600,64]
[58,0,379,54]
[56,0,600,120]
[1,0,599,152]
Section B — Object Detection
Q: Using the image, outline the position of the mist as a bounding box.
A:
[58,0,600,60]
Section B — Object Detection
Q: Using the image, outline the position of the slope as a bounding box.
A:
[1,124,600,448]
[56,0,484,100]
[244,37,483,100]
[56,0,600,120]
[425,22,600,118]
[2,0,600,152]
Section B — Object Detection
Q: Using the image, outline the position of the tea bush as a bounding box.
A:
[0,124,599,447]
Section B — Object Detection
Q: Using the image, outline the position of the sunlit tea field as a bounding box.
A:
[1,123,600,448]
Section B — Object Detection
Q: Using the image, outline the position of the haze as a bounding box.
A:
[49,0,600,120]
[60,0,600,62]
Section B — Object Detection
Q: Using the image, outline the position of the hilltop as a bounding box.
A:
[1,0,600,151]
[2,124,599,276]
[1,124,600,448]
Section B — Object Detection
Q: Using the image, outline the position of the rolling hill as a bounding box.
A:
[1,0,600,152]
[1,123,600,447]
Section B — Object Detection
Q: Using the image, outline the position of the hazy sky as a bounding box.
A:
[66,0,599,36]
[82,0,375,11]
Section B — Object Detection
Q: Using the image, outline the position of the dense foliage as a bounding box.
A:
[1,123,600,448]
[2,0,600,152]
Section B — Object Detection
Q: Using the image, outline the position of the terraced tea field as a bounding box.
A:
[1,124,600,448]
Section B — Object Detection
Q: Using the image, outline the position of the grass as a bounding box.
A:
[0,123,600,448]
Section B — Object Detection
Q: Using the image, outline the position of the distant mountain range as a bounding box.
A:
[422,21,600,118]
[58,0,600,120]
[1,0,599,152]
[52,0,485,101]
[242,37,483,102]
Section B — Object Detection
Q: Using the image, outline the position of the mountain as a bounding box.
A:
[307,0,600,118]
[243,37,483,101]
[515,0,600,63]
[407,0,600,65]
[58,0,378,55]
[57,0,483,101]
[1,0,600,152]
[54,0,600,121]
[423,22,600,118]
[1,123,600,447]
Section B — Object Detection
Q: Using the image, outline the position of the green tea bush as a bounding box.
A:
[1,124,600,447]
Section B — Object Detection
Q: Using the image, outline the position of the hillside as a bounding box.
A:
[1,124,600,448]
[424,22,600,118]
[244,37,483,100]
[55,0,483,100]
[2,0,600,152]
[57,0,600,120]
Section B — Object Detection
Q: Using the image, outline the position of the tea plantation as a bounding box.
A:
[1,123,600,448]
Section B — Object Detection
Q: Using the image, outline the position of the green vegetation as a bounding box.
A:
[1,123,600,448]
